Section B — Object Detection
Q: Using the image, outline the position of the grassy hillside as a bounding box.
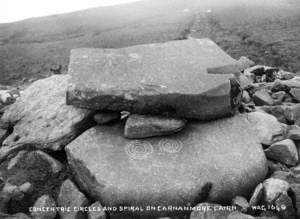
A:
[0,0,300,86]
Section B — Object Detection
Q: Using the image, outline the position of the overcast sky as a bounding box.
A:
[0,0,141,23]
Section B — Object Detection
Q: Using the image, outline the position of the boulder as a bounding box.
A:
[265,139,299,166]
[246,111,286,145]
[93,112,120,125]
[66,114,267,217]
[124,114,186,139]
[283,104,300,123]
[262,178,289,204]
[66,38,241,120]
[57,179,89,219]
[31,194,57,219]
[0,75,94,161]
[253,90,274,106]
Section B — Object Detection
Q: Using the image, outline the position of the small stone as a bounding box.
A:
[88,201,106,219]
[238,56,255,69]
[1,182,24,200]
[93,112,120,125]
[30,151,63,174]
[239,75,253,90]
[19,182,33,194]
[124,114,186,139]
[271,91,286,103]
[249,183,264,207]
[283,103,300,123]
[232,196,249,213]
[286,125,300,140]
[278,70,295,80]
[283,93,293,103]
[271,80,291,93]
[290,88,300,102]
[267,161,289,175]
[57,179,89,219]
[247,111,286,145]
[7,150,27,170]
[31,194,57,219]
[242,91,251,103]
[274,192,295,219]
[290,183,300,218]
[253,90,274,106]
[265,139,299,166]
[263,178,289,204]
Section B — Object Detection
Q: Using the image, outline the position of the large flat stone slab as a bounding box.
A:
[0,75,94,158]
[66,113,268,217]
[66,38,240,120]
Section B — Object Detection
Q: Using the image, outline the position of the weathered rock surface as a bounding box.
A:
[265,139,299,166]
[57,179,89,219]
[232,196,249,213]
[66,38,240,120]
[246,111,286,145]
[262,178,289,204]
[66,113,267,217]
[253,90,274,106]
[88,201,106,219]
[31,194,57,219]
[93,112,120,125]
[124,114,186,139]
[274,192,295,219]
[0,75,94,161]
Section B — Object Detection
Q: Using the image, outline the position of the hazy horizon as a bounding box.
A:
[0,0,142,24]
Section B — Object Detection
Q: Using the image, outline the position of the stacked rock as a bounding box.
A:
[65,38,269,218]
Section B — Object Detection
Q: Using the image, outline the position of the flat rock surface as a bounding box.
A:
[0,75,94,152]
[67,38,239,120]
[124,114,186,139]
[66,113,268,217]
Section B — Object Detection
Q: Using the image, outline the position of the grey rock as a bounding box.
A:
[286,125,300,140]
[124,114,186,139]
[0,128,7,145]
[66,38,240,120]
[281,76,300,88]
[249,183,264,208]
[7,150,63,174]
[57,179,89,219]
[259,105,287,124]
[271,91,286,103]
[242,91,251,104]
[290,183,300,218]
[66,114,267,217]
[290,88,300,102]
[31,195,57,219]
[262,178,289,204]
[274,192,295,219]
[253,90,274,106]
[93,112,120,125]
[88,201,106,219]
[277,70,295,80]
[0,75,94,162]
[19,182,33,194]
[283,103,300,123]
[238,56,255,69]
[232,196,249,213]
[265,139,299,166]
[247,111,286,145]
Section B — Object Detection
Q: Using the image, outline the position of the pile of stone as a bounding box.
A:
[0,37,299,219]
